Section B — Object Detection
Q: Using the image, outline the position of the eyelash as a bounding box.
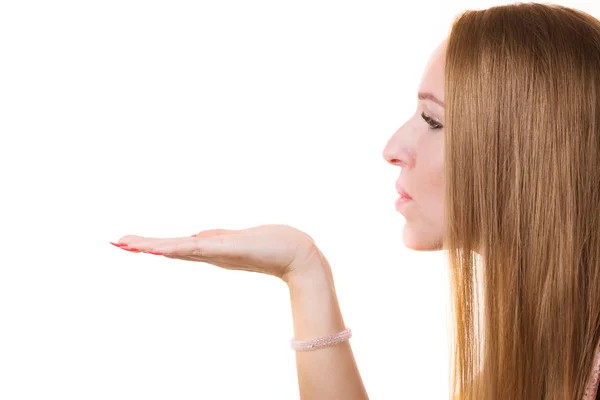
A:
[421,112,443,130]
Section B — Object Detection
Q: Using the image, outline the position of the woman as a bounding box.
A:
[111,2,600,399]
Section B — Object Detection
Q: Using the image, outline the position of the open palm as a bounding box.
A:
[112,224,319,282]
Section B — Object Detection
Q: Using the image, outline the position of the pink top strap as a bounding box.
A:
[583,345,600,400]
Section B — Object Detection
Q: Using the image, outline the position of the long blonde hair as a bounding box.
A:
[444,3,600,399]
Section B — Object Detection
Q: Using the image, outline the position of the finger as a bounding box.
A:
[117,230,243,257]
[121,236,213,256]
[116,235,144,245]
[163,255,197,261]
[162,254,256,273]
[119,229,237,248]
[153,233,251,259]
[191,229,239,238]
[149,236,209,256]
[117,236,189,250]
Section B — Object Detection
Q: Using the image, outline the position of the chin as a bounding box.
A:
[402,225,444,252]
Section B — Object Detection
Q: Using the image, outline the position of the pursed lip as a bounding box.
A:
[396,182,413,199]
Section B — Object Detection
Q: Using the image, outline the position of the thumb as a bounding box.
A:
[191,229,240,238]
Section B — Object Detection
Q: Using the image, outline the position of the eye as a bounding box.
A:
[421,112,443,130]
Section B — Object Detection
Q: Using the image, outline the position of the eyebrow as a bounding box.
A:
[418,92,445,108]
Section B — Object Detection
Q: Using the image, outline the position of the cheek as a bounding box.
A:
[413,140,445,223]
[415,138,445,197]
[416,176,444,218]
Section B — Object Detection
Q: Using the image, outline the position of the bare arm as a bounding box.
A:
[284,247,369,400]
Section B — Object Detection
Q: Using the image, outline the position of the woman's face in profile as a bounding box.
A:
[383,39,447,251]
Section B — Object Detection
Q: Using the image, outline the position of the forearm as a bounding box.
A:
[285,249,369,400]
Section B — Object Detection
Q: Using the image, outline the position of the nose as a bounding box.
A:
[383,140,414,169]
[383,122,415,168]
[384,154,409,168]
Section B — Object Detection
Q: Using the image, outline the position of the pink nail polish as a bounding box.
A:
[147,250,163,255]
[110,241,129,248]
[121,247,141,253]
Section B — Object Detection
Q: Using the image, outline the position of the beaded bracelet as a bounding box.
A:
[290,328,352,351]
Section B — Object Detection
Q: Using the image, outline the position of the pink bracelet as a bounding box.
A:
[290,328,352,351]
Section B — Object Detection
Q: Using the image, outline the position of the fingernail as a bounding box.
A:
[110,241,129,248]
[147,250,163,255]
[121,247,141,253]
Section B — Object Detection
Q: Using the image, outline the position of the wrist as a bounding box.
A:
[282,245,334,291]
[284,247,346,343]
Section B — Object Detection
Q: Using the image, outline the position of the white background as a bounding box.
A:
[1,1,598,399]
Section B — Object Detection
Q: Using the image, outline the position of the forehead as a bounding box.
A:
[418,40,447,101]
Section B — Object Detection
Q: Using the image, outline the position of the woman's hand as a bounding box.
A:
[111,224,322,283]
